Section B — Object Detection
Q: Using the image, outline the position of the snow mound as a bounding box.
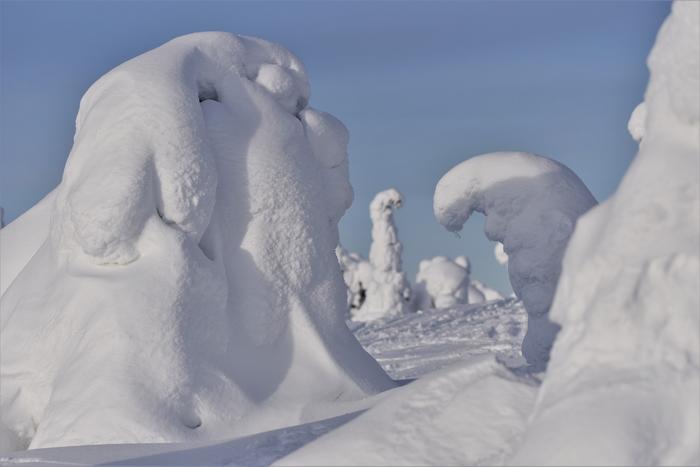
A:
[276,356,538,466]
[0,32,392,452]
[434,151,597,370]
[346,189,412,322]
[513,3,700,465]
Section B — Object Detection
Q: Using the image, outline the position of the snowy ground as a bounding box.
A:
[0,299,526,466]
[352,298,527,380]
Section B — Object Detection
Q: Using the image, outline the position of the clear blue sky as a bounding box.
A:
[0,1,670,293]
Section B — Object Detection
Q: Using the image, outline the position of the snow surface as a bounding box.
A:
[434,151,597,370]
[353,298,526,379]
[494,241,509,265]
[512,3,700,464]
[0,32,393,452]
[1,298,528,466]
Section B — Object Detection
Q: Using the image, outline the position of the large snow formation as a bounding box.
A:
[434,152,597,370]
[344,189,412,322]
[513,2,700,464]
[0,32,393,452]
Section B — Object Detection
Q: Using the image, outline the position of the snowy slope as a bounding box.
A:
[353,298,526,380]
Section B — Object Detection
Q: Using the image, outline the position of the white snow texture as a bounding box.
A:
[513,3,700,464]
[434,152,597,369]
[0,32,393,452]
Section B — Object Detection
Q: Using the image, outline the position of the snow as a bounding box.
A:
[494,241,509,265]
[628,102,647,142]
[0,32,392,452]
[434,151,597,370]
[344,189,412,322]
[413,255,502,309]
[414,256,470,310]
[1,298,529,466]
[512,3,700,464]
[277,355,538,467]
[2,2,698,464]
[353,298,527,379]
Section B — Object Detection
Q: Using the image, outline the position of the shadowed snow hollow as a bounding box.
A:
[512,3,700,465]
[434,152,597,370]
[0,32,393,452]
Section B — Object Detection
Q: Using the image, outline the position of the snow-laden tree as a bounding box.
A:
[513,3,700,463]
[413,255,503,311]
[0,32,393,452]
[345,189,412,322]
[434,152,597,370]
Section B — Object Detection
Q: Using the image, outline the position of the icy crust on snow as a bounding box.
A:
[513,3,700,465]
[0,32,392,452]
[434,152,597,369]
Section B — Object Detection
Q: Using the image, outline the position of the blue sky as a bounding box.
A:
[0,1,670,293]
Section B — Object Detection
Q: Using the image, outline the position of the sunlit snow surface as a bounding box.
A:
[1,299,526,466]
[352,298,526,380]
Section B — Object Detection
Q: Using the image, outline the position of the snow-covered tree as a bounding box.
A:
[0,32,393,452]
[413,255,503,311]
[344,189,412,322]
[434,151,597,370]
[514,3,700,463]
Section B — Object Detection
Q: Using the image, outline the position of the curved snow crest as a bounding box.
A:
[514,3,699,465]
[1,32,392,451]
[434,152,597,369]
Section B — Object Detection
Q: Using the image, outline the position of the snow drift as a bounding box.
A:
[434,152,597,370]
[0,32,393,452]
[513,2,700,464]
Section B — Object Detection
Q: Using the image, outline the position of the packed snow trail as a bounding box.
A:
[434,151,597,370]
[0,32,392,452]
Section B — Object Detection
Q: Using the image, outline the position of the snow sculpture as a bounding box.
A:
[513,3,699,464]
[0,32,393,452]
[350,189,412,321]
[434,152,597,370]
